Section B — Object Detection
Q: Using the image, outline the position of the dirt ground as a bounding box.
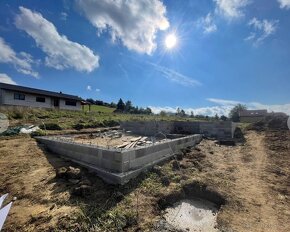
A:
[0,129,289,231]
[69,133,169,148]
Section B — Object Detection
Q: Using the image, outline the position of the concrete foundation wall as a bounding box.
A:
[37,134,202,184]
[37,138,123,172]
[120,121,235,139]
[122,135,201,171]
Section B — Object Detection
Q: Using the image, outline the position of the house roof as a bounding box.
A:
[239,109,268,117]
[0,83,82,101]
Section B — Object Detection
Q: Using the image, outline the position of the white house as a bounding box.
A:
[0,83,82,110]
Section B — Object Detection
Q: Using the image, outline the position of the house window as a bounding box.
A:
[65,100,77,106]
[36,96,46,103]
[14,93,25,100]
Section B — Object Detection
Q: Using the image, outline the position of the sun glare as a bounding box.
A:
[165,34,177,49]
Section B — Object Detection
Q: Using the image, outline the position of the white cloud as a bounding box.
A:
[76,0,169,54]
[249,102,290,115]
[60,12,68,21]
[87,85,92,91]
[95,88,100,92]
[0,37,38,77]
[150,98,290,116]
[208,98,290,115]
[149,105,232,117]
[207,98,241,106]
[150,63,201,87]
[278,0,290,9]
[197,13,217,34]
[0,73,17,85]
[15,6,99,73]
[246,18,279,45]
[214,0,251,19]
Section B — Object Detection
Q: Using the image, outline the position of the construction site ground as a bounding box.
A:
[0,128,289,232]
[66,132,171,149]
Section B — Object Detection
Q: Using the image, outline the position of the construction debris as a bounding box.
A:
[1,125,40,136]
[69,130,172,149]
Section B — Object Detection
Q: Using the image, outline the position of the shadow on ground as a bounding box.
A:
[37,142,155,231]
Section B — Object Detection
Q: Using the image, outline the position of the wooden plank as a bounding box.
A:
[126,137,143,148]
[139,137,148,142]
[130,136,142,142]
[128,140,139,148]
[124,142,134,149]
[117,141,131,148]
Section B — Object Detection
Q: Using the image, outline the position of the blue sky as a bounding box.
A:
[0,0,290,115]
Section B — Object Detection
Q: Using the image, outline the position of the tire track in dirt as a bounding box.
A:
[232,131,282,232]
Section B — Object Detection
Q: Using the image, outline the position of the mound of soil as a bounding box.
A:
[247,115,289,131]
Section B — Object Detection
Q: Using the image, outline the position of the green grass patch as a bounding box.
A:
[83,105,116,113]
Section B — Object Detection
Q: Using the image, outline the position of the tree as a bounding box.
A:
[160,110,167,117]
[180,109,186,117]
[229,104,247,122]
[95,100,104,106]
[116,98,125,111]
[109,102,117,108]
[220,115,228,121]
[190,111,194,118]
[86,98,95,104]
[125,100,133,112]
[214,114,219,120]
[145,107,152,115]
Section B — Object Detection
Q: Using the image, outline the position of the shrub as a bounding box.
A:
[39,123,62,130]
[31,129,47,137]
[73,123,85,130]
[9,111,24,119]
[103,119,119,127]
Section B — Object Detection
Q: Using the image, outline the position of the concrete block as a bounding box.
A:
[36,133,202,185]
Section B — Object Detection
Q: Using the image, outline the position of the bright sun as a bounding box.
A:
[165,34,177,49]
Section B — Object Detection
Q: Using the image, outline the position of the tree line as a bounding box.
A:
[85,98,116,108]
[86,97,247,121]
[115,99,152,115]
[159,107,228,121]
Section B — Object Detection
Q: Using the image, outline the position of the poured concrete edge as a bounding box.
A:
[36,134,202,184]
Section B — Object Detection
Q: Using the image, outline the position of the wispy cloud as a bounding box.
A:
[207,98,242,105]
[86,85,92,91]
[60,12,68,21]
[150,98,290,116]
[118,64,129,78]
[197,13,217,34]
[214,0,251,20]
[149,63,201,87]
[0,73,17,85]
[0,37,38,78]
[245,18,279,46]
[95,88,100,92]
[277,0,290,9]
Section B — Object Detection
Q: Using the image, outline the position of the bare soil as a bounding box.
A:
[71,133,169,148]
[0,129,289,231]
